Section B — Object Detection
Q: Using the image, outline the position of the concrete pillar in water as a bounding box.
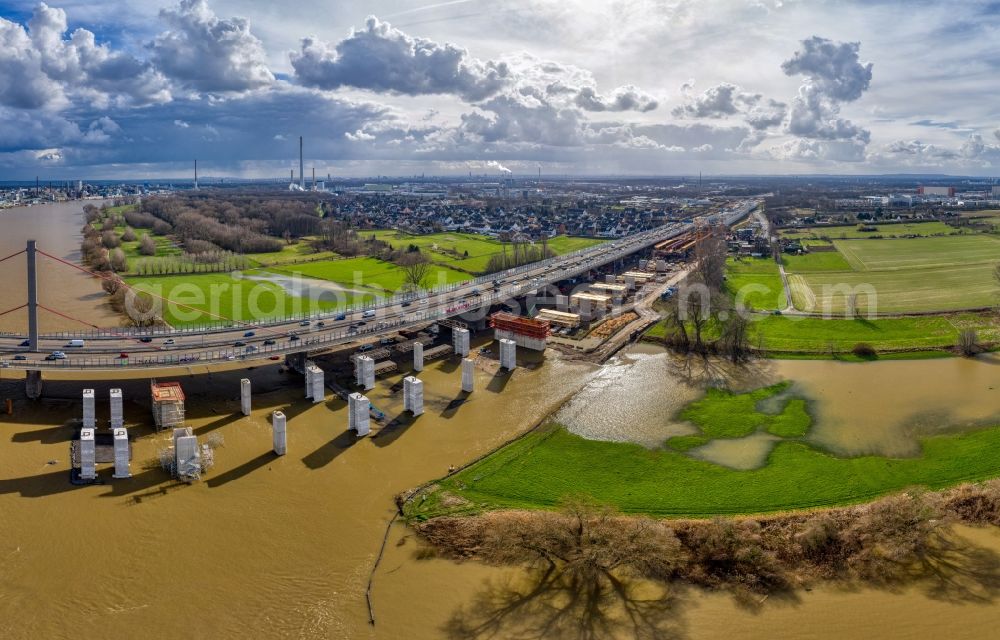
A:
[499,339,517,371]
[79,427,96,481]
[413,341,424,372]
[109,388,123,429]
[82,389,96,429]
[174,427,200,481]
[625,275,636,291]
[112,427,131,478]
[461,358,475,393]
[305,364,324,403]
[355,356,375,391]
[272,410,287,455]
[605,274,615,284]
[349,392,370,437]
[453,328,470,357]
[403,376,424,416]
[240,378,251,416]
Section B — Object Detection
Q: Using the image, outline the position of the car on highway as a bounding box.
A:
[334,313,346,321]
[163,339,176,346]
[19,339,31,347]
[362,310,376,318]
[13,355,27,361]
[317,321,325,328]
[299,320,311,327]
[119,352,129,359]
[244,331,256,337]
[234,341,247,347]
[139,337,153,343]
[401,301,411,307]
[268,355,281,361]
[245,345,258,352]
[289,335,300,342]
[358,344,374,352]
[46,351,67,361]
[263,339,276,346]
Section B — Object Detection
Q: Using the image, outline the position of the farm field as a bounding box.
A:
[725,258,785,310]
[780,221,962,240]
[751,313,998,353]
[780,251,853,272]
[786,235,1000,313]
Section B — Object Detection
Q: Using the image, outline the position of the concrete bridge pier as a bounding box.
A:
[240,379,251,416]
[25,371,43,400]
[461,358,475,393]
[79,427,96,481]
[403,376,424,416]
[305,364,324,403]
[413,341,424,372]
[272,411,287,455]
[355,356,375,390]
[499,339,517,371]
[454,328,470,357]
[110,388,123,429]
[284,352,306,374]
[83,389,96,429]
[112,428,131,478]
[349,393,370,437]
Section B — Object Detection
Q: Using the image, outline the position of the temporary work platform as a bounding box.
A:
[151,381,185,431]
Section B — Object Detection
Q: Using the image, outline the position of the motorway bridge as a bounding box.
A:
[0,200,757,374]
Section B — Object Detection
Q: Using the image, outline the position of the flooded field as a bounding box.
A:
[559,344,1000,464]
[0,201,120,334]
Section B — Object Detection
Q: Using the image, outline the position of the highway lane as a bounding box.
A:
[0,200,757,371]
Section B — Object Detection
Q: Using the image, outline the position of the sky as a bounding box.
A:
[1,0,999,179]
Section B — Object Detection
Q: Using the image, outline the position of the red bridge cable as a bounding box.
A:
[37,304,102,330]
[0,304,27,318]
[34,249,286,336]
[0,249,26,264]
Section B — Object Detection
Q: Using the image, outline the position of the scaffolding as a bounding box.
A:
[151,381,185,431]
[490,312,550,351]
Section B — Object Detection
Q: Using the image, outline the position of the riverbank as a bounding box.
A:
[404,349,1000,520]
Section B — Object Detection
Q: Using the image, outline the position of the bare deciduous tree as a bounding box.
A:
[399,252,433,291]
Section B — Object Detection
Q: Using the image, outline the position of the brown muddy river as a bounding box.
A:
[0,201,120,333]
[2,347,999,639]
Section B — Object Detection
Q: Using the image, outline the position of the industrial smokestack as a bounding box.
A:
[194,159,198,190]
[312,167,315,191]
[299,136,305,189]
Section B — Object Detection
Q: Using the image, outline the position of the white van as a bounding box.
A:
[66,339,85,348]
[362,309,376,318]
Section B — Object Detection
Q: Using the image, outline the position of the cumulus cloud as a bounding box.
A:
[292,16,509,101]
[673,82,786,131]
[0,4,169,109]
[292,17,658,118]
[782,36,873,149]
[574,85,657,112]
[781,36,873,102]
[152,0,274,93]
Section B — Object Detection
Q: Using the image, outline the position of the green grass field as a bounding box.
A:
[785,235,1000,313]
[750,313,998,353]
[273,256,470,293]
[128,271,344,327]
[725,258,785,310]
[781,251,853,272]
[369,230,604,273]
[246,241,338,267]
[780,221,962,240]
